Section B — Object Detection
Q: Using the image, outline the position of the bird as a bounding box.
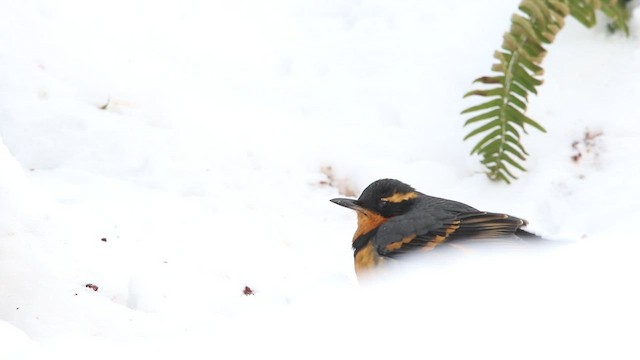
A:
[330,178,538,277]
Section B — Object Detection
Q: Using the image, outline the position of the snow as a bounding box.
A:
[2,0,640,358]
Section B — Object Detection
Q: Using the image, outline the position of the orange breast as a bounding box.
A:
[352,210,388,277]
[354,242,384,277]
[353,210,387,239]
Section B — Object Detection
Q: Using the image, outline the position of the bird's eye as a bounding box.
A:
[378,199,389,208]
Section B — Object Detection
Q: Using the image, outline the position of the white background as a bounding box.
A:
[1,1,639,358]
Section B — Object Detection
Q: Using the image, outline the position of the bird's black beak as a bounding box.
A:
[330,198,363,211]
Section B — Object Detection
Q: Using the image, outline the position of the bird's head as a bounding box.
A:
[331,178,419,218]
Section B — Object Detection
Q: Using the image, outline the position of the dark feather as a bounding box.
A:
[451,212,526,239]
[373,194,533,257]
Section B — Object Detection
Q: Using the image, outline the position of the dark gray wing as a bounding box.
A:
[372,212,459,256]
[372,195,530,257]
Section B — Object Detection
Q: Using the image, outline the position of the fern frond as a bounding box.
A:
[462,0,630,183]
[462,0,560,183]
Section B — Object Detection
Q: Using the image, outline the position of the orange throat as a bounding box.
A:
[353,210,387,240]
[352,210,387,276]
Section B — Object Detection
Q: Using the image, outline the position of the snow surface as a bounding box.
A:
[2,0,640,358]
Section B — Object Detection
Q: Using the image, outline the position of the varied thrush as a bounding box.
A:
[331,178,537,277]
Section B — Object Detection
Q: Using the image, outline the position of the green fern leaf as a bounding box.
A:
[461,99,503,115]
[506,134,528,155]
[508,83,529,100]
[477,138,502,156]
[464,119,502,141]
[503,153,528,172]
[503,143,527,160]
[471,129,502,154]
[463,109,501,126]
[463,88,504,98]
[472,76,504,84]
[508,94,527,111]
[495,172,513,184]
[504,123,521,138]
[516,55,544,74]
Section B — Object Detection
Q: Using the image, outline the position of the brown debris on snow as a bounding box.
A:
[319,166,356,197]
[243,286,254,296]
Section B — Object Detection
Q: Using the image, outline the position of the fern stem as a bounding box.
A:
[495,38,525,180]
